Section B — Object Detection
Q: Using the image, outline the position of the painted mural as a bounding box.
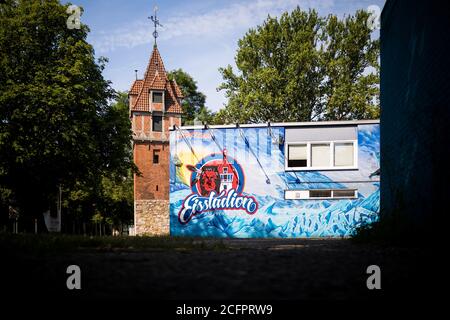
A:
[169,124,380,238]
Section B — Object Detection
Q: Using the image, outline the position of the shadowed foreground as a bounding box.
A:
[3,235,432,300]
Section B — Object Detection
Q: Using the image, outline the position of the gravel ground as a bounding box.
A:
[5,238,432,301]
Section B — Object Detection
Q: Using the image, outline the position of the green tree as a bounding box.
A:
[0,0,132,230]
[168,69,214,125]
[217,7,379,124]
[321,13,379,120]
[64,92,135,232]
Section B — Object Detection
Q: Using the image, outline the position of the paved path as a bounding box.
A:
[6,239,431,300]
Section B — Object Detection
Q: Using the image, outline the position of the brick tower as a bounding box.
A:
[129,44,183,235]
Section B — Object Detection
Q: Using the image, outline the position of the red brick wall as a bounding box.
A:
[151,102,164,112]
[133,114,181,201]
[134,141,169,200]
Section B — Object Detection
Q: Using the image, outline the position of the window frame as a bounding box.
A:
[153,149,160,164]
[310,142,332,168]
[151,91,164,104]
[309,189,332,198]
[333,141,356,168]
[287,143,308,168]
[284,189,358,200]
[152,114,163,132]
[285,140,358,171]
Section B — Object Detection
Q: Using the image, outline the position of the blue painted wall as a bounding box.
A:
[169,124,380,238]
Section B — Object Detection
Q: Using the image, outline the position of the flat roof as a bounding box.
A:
[176,119,379,130]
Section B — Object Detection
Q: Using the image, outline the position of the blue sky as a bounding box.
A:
[67,0,385,111]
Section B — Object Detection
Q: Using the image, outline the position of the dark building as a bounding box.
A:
[381,0,450,233]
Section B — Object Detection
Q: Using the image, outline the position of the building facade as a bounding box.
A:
[129,45,183,235]
[381,0,449,233]
[170,121,380,238]
[130,46,380,238]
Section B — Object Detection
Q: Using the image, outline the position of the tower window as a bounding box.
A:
[152,91,163,103]
[153,150,160,164]
[152,115,162,132]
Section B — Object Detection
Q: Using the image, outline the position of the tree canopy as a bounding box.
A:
[217,7,379,124]
[64,92,134,231]
[0,0,134,230]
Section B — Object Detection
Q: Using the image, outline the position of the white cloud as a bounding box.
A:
[93,0,393,111]
[92,0,334,53]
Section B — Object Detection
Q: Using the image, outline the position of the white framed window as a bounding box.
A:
[311,143,331,167]
[334,142,354,167]
[309,189,332,198]
[285,140,357,170]
[287,144,307,168]
[332,189,357,198]
[284,189,358,200]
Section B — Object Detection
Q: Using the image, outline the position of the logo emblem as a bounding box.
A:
[178,149,258,224]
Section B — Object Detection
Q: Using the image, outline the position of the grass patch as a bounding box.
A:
[351,211,425,247]
[0,232,227,255]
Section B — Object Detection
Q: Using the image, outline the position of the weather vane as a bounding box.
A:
[149,5,162,46]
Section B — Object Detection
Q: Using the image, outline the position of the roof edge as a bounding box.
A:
[175,119,380,131]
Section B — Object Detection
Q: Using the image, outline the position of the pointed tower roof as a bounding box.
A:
[130,45,184,113]
[145,46,167,83]
[130,80,143,95]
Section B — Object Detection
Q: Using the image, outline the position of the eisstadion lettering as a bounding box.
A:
[178,151,259,224]
[178,189,258,224]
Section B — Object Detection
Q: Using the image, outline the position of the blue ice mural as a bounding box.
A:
[169,124,380,238]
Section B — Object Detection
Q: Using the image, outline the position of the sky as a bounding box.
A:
[66,0,385,112]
